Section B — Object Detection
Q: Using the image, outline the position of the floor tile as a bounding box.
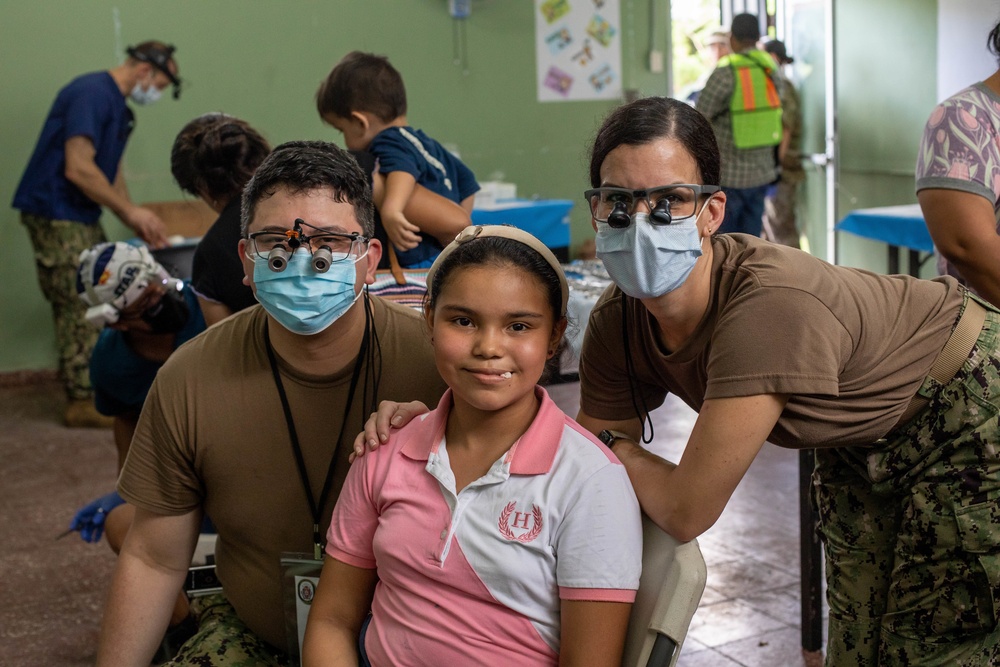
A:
[687,599,790,648]
[704,556,800,600]
[715,625,823,667]
[740,584,803,627]
[676,646,746,667]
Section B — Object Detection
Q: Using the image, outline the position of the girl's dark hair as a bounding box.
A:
[171,113,271,205]
[990,19,1000,65]
[589,96,721,187]
[426,236,565,327]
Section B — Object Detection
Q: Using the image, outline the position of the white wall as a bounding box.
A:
[937,0,998,101]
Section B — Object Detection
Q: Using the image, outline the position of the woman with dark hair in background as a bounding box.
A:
[171,113,271,325]
[917,18,1000,308]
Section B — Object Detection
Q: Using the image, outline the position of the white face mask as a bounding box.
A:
[595,199,712,299]
[129,80,162,106]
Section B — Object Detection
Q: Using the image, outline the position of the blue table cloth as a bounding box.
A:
[471,199,573,250]
[835,204,934,254]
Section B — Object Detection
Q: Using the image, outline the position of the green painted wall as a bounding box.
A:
[0,0,669,374]
[834,0,938,275]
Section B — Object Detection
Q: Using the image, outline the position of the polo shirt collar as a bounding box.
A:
[399,387,563,475]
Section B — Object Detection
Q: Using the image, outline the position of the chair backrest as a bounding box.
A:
[622,516,708,667]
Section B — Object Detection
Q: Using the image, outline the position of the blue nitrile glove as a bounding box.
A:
[69,491,126,543]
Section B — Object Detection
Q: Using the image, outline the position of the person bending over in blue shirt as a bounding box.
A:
[70,241,205,663]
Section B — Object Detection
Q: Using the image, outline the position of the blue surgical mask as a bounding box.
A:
[596,203,710,299]
[129,82,162,106]
[253,249,364,335]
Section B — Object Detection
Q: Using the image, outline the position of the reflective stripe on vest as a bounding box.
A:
[718,51,783,149]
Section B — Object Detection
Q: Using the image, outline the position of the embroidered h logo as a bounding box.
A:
[498,501,543,543]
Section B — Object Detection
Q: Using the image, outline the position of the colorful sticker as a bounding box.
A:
[571,38,594,67]
[545,26,572,55]
[586,15,616,47]
[544,66,574,96]
[540,0,571,24]
[589,64,616,92]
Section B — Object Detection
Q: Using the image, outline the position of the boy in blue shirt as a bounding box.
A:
[317,51,479,268]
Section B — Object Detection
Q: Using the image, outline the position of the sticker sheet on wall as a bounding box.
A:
[535,0,622,102]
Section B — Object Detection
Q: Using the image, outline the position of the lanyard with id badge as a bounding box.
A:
[266,321,368,664]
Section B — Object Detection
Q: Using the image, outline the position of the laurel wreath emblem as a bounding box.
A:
[498,501,543,542]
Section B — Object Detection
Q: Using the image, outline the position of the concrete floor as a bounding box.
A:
[1,380,118,666]
[0,378,825,666]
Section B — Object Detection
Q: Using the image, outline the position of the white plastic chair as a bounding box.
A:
[622,515,708,667]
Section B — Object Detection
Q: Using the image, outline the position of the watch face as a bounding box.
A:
[599,430,618,446]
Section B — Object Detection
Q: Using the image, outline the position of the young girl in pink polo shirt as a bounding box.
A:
[303,225,642,667]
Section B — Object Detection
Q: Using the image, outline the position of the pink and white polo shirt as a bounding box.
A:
[326,387,642,666]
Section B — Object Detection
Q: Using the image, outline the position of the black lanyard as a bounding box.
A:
[264,320,368,560]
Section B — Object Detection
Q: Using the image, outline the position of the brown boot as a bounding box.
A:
[64,399,114,428]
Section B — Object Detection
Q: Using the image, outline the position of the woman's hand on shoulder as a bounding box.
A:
[350,400,431,462]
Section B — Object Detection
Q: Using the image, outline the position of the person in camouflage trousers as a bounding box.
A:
[761,38,804,249]
[815,295,1000,666]
[22,213,106,403]
[165,595,292,667]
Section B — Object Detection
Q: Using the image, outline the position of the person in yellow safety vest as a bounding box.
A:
[696,13,789,238]
[717,50,783,150]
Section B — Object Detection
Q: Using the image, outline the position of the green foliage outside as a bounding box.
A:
[671,0,724,99]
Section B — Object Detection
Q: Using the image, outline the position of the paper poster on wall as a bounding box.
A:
[535,0,622,102]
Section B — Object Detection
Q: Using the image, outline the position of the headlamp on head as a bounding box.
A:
[76,242,179,328]
[126,43,182,99]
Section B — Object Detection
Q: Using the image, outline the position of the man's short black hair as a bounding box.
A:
[241,141,374,237]
[730,13,761,42]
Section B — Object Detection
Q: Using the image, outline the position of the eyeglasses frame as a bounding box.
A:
[583,184,722,224]
[245,220,370,263]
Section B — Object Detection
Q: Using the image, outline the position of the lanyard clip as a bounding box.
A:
[313,523,322,561]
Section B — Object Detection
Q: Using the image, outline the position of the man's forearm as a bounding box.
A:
[96,548,188,666]
[67,161,135,220]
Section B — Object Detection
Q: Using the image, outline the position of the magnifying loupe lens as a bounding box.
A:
[311,247,333,273]
[267,245,290,272]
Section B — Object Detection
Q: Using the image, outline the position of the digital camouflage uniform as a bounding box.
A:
[763,69,804,249]
[814,294,1000,666]
[167,594,290,667]
[22,213,106,400]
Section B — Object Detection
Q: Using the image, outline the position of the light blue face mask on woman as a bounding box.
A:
[596,204,710,299]
[253,249,364,335]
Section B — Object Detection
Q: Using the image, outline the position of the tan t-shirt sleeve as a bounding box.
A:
[117,361,203,515]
